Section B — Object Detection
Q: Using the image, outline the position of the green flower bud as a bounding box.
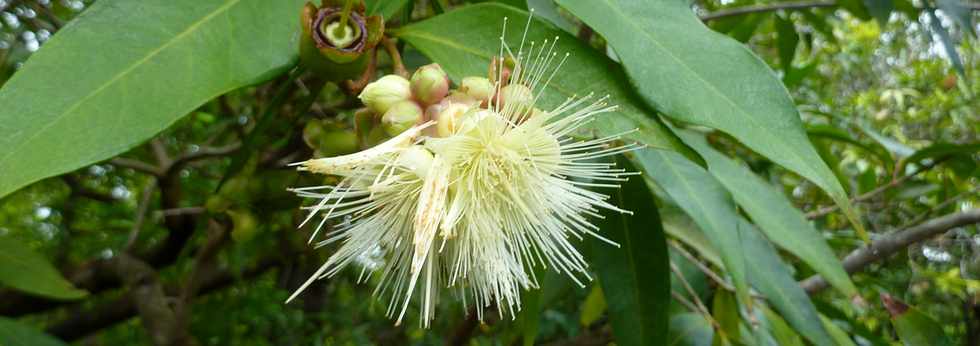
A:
[300,1,384,81]
[411,64,450,106]
[459,77,494,104]
[228,210,258,242]
[381,100,423,136]
[359,75,411,114]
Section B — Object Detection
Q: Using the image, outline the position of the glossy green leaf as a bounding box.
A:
[775,14,798,74]
[557,0,866,240]
[807,124,893,167]
[365,0,412,19]
[819,315,857,346]
[903,142,980,168]
[590,156,670,346]
[526,0,577,33]
[393,3,691,155]
[634,148,751,309]
[662,209,723,269]
[937,0,976,37]
[761,306,805,346]
[579,284,607,327]
[0,0,305,199]
[863,0,894,26]
[518,264,546,346]
[739,220,835,346]
[668,313,713,346]
[677,131,857,297]
[711,290,741,345]
[0,236,87,300]
[882,294,954,346]
[0,317,68,346]
[927,10,967,79]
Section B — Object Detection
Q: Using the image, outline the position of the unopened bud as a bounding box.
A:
[396,146,435,178]
[434,102,473,137]
[460,77,494,104]
[381,100,423,136]
[495,84,534,119]
[359,75,411,114]
[411,64,450,106]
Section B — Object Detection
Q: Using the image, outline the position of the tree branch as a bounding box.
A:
[46,256,279,341]
[801,209,980,294]
[700,1,836,21]
[699,0,980,21]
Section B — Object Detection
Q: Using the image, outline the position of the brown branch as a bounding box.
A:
[699,0,980,21]
[46,256,279,341]
[381,36,409,78]
[700,1,837,21]
[124,180,157,252]
[110,157,164,177]
[111,254,196,346]
[805,159,944,219]
[802,209,980,294]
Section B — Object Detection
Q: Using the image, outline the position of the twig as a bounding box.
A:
[346,49,378,94]
[801,209,980,294]
[110,157,163,177]
[671,290,702,313]
[805,159,943,219]
[123,180,157,253]
[154,207,207,219]
[669,240,736,292]
[670,262,726,336]
[149,138,171,167]
[700,1,837,21]
[381,36,409,78]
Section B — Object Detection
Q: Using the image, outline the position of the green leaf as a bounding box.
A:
[668,313,713,346]
[0,0,305,199]
[0,317,68,346]
[633,149,751,310]
[926,10,967,79]
[807,124,893,167]
[677,131,858,297]
[775,14,799,75]
[0,236,87,300]
[590,156,670,346]
[819,315,857,346]
[937,0,976,37]
[579,284,607,327]
[863,0,894,26]
[526,0,577,33]
[662,209,723,269]
[557,0,866,241]
[518,264,547,346]
[903,142,980,168]
[711,290,741,345]
[761,306,805,346]
[882,293,954,346]
[365,0,412,19]
[839,0,873,20]
[393,3,692,156]
[739,220,836,346]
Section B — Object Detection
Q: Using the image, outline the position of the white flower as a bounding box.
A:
[289,16,642,327]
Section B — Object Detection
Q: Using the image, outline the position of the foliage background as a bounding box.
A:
[0,0,977,345]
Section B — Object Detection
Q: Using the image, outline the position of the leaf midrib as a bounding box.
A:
[586,0,828,185]
[0,0,244,171]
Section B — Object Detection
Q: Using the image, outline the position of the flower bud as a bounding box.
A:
[381,100,423,136]
[359,75,411,114]
[411,64,450,106]
[431,101,473,137]
[495,84,534,119]
[396,145,435,178]
[459,77,494,104]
